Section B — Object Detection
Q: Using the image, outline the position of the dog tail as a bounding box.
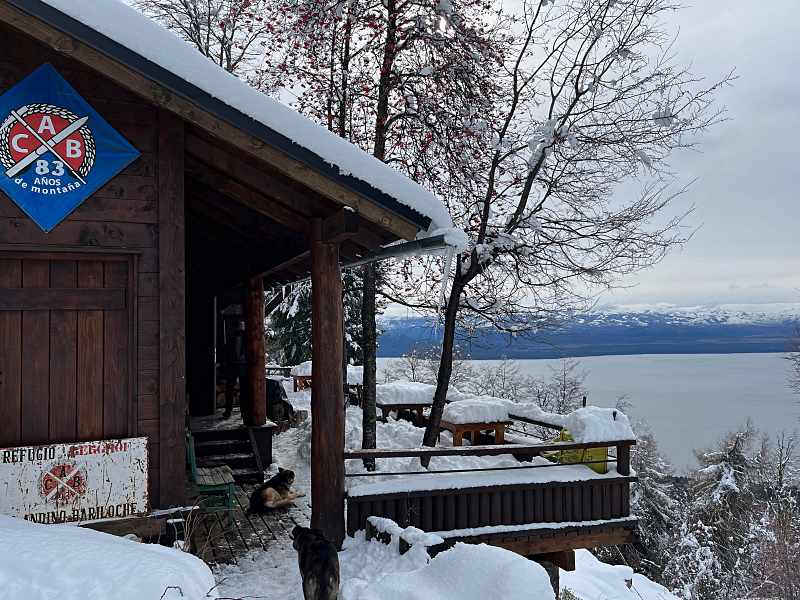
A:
[322,573,340,600]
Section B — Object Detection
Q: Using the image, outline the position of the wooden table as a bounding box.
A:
[377,401,431,425]
[439,419,512,446]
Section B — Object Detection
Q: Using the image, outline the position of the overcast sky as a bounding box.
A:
[596,1,800,307]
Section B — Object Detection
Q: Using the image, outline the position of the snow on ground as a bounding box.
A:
[38,1,455,234]
[343,538,555,600]
[561,550,680,600]
[213,405,664,600]
[441,396,510,424]
[0,515,216,600]
[214,424,311,600]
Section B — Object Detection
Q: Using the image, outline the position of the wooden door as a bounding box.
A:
[0,252,135,447]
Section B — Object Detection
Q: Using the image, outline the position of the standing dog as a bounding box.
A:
[248,468,305,512]
[292,526,340,600]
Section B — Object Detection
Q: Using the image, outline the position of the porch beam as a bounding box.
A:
[243,276,267,426]
[310,219,346,547]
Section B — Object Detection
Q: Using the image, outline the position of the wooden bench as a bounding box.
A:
[439,419,512,446]
[377,401,431,425]
[185,431,236,511]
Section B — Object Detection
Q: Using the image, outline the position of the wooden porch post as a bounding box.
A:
[243,276,267,426]
[310,219,346,547]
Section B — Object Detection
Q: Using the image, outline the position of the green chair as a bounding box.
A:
[185,431,236,511]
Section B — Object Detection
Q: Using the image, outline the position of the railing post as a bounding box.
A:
[616,443,631,476]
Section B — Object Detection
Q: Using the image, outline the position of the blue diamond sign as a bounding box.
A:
[0,64,140,232]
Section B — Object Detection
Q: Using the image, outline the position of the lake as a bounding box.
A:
[378,353,799,471]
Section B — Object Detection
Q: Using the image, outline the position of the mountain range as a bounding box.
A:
[377,303,800,359]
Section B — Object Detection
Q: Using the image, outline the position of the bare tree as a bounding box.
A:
[133,0,279,77]
[268,0,506,461]
[379,0,732,463]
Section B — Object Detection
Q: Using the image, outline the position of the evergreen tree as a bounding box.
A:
[268,283,313,366]
[664,423,766,600]
[342,269,364,366]
[267,271,364,367]
[625,426,678,582]
[663,515,724,600]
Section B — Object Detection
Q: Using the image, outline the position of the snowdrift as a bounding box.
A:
[0,516,217,600]
[341,537,555,600]
[561,549,680,600]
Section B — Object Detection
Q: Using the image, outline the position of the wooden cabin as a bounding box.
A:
[0,1,637,583]
[0,0,451,544]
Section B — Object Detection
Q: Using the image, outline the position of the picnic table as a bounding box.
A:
[438,397,513,446]
[439,419,512,446]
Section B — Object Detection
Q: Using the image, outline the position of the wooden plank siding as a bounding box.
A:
[345,477,635,537]
[0,26,176,508]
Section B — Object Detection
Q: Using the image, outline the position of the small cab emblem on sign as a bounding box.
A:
[0,63,140,232]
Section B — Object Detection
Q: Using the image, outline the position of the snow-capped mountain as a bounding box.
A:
[378,303,800,359]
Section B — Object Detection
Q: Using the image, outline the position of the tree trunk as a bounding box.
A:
[360,264,377,471]
[359,0,398,470]
[421,275,464,467]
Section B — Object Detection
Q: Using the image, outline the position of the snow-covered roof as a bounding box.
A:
[26,0,454,234]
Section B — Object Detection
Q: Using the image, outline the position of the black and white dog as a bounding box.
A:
[292,526,340,600]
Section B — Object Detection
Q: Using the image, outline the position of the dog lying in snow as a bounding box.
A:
[248,468,305,512]
[292,526,340,600]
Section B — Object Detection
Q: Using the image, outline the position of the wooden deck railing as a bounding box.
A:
[343,438,636,539]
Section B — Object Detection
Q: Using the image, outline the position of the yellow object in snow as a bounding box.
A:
[555,429,608,474]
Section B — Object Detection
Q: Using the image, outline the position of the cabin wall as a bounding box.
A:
[0,24,185,508]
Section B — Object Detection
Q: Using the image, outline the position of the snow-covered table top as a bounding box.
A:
[376,381,464,406]
[441,397,510,424]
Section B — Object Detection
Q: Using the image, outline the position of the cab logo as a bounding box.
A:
[0,64,139,232]
[0,103,96,195]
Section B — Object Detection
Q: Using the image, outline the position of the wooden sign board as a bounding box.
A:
[0,437,148,524]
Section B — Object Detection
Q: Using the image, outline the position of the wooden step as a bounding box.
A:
[194,438,251,456]
[191,426,250,443]
[231,468,265,484]
[198,453,258,470]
